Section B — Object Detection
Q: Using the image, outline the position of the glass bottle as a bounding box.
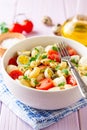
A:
[61,0,87,46]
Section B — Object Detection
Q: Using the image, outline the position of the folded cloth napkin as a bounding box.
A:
[0,73,87,130]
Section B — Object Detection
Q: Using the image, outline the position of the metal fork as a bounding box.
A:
[57,41,87,98]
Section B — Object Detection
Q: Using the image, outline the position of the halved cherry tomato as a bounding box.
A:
[10,23,23,33]
[22,20,33,33]
[8,57,17,66]
[9,70,23,80]
[48,50,61,62]
[36,78,54,90]
[67,46,77,56]
[66,75,77,86]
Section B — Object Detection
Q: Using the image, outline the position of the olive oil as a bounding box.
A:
[61,16,87,46]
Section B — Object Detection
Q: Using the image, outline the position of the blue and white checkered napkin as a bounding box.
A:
[0,73,87,130]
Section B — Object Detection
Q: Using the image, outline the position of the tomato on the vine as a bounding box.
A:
[10,23,23,33]
[22,20,33,33]
[10,19,33,33]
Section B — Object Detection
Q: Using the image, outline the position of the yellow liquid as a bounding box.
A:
[61,18,87,46]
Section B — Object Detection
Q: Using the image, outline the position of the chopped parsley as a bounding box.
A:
[0,22,9,33]
[23,75,28,80]
[34,79,39,85]
[52,46,58,51]
[71,59,78,67]
[29,53,40,62]
[71,58,77,64]
[23,75,31,81]
[35,47,39,52]
[62,69,69,75]
[55,65,60,70]
[42,55,47,59]
[49,59,55,62]
[58,82,65,87]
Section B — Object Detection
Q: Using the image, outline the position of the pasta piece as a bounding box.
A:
[30,78,38,87]
[31,46,44,57]
[29,67,40,78]
[79,56,87,66]
[18,65,28,73]
[41,58,50,65]
[18,78,31,87]
[44,67,54,78]
[59,61,67,69]
[37,73,44,81]
[24,69,32,77]
[30,60,40,68]
[50,61,58,68]
[81,76,87,85]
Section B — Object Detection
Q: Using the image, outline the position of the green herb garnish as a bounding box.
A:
[52,46,58,51]
[58,82,65,87]
[55,65,60,70]
[34,79,39,85]
[23,75,31,81]
[23,75,29,80]
[62,69,69,75]
[0,22,9,33]
[42,55,47,59]
[29,53,40,62]
[35,47,39,52]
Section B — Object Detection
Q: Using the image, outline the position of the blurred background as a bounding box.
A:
[0,0,87,46]
[0,0,77,34]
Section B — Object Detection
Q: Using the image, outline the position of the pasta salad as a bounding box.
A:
[6,43,87,91]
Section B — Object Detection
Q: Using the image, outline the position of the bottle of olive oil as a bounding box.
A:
[61,0,87,46]
[61,16,87,46]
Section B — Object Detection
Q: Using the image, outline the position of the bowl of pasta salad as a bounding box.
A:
[1,35,87,110]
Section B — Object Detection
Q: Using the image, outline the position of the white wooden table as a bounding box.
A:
[0,0,87,130]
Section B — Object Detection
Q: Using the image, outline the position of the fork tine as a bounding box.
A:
[57,41,69,57]
[56,43,62,57]
[62,42,69,56]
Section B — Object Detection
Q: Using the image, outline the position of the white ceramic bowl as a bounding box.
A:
[1,36,86,110]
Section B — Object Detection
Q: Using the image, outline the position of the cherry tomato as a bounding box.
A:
[67,46,77,56]
[36,78,54,90]
[10,23,23,33]
[8,57,17,66]
[48,50,61,62]
[22,20,33,33]
[9,70,23,80]
[66,75,77,86]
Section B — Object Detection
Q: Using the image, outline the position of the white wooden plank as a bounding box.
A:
[0,103,33,130]
[63,0,78,19]
[78,106,87,130]
[0,102,2,114]
[43,112,80,130]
